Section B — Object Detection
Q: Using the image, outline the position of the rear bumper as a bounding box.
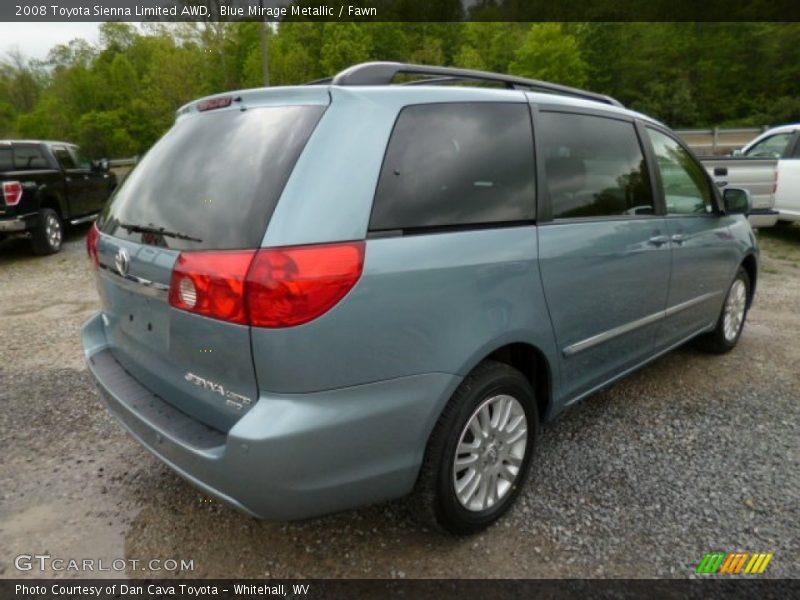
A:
[0,212,37,233]
[774,209,800,223]
[748,208,780,228]
[82,312,460,520]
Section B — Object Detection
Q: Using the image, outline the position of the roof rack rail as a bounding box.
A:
[322,62,623,108]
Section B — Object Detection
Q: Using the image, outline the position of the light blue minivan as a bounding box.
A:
[82,62,758,533]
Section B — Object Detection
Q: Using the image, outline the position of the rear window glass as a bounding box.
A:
[13,145,49,170]
[0,147,11,171]
[538,112,654,219]
[370,103,535,231]
[99,104,325,250]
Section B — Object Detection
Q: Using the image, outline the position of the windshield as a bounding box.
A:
[99,104,325,250]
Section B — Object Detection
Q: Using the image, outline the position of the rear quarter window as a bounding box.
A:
[370,102,535,231]
[100,104,326,251]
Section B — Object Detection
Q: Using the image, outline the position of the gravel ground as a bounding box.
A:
[0,224,798,579]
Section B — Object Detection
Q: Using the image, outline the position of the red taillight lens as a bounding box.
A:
[169,250,255,325]
[86,223,100,268]
[167,242,365,328]
[2,181,22,205]
[246,242,365,327]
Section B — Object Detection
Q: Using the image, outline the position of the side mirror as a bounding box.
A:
[731,148,743,157]
[92,159,110,172]
[723,187,751,215]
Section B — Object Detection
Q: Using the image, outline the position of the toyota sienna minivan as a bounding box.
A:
[82,62,758,534]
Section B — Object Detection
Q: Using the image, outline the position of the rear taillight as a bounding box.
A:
[86,223,100,268]
[169,250,254,325]
[2,181,22,205]
[246,242,365,327]
[167,242,365,328]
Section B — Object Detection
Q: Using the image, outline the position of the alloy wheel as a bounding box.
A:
[453,394,528,512]
[723,278,747,342]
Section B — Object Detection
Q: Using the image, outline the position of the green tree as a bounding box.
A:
[76,111,136,157]
[460,22,526,73]
[320,23,373,75]
[510,23,588,87]
[266,23,325,84]
[3,22,800,158]
[453,45,486,70]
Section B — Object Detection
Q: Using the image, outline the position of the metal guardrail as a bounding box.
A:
[108,157,138,168]
[674,126,769,156]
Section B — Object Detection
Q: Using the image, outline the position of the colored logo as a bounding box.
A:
[696,552,773,574]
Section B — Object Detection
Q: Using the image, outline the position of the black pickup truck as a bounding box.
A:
[0,140,117,255]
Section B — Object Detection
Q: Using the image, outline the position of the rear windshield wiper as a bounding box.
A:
[119,222,203,243]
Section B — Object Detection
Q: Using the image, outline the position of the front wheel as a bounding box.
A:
[413,361,537,534]
[30,208,63,255]
[694,267,750,354]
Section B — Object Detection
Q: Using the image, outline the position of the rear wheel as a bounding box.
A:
[413,360,537,534]
[30,208,63,255]
[694,267,750,354]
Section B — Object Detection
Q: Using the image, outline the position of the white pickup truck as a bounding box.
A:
[701,124,800,227]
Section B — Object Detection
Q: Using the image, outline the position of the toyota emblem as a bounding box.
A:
[115,247,130,277]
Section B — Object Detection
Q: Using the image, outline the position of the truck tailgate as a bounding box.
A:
[701,157,778,213]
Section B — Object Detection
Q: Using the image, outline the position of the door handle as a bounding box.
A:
[671,234,686,244]
[715,180,728,188]
[84,175,89,180]
[65,176,71,182]
[648,235,670,246]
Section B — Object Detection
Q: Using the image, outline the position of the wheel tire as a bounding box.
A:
[412,360,538,535]
[775,220,794,227]
[30,208,63,255]
[694,267,751,354]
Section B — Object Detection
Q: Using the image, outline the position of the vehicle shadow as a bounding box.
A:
[758,222,800,243]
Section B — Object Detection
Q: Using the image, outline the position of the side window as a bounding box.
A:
[791,134,800,158]
[647,128,715,216]
[69,146,91,169]
[744,133,793,158]
[370,103,535,231]
[53,147,77,169]
[13,145,48,170]
[537,112,654,219]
